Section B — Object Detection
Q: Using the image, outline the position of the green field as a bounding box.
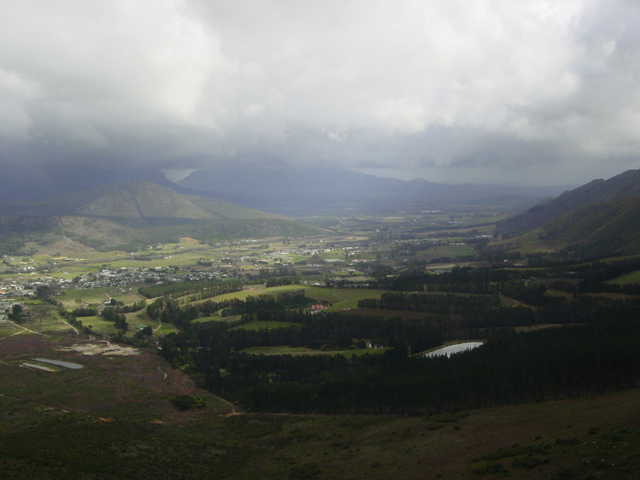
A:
[201,285,387,313]
[608,269,640,285]
[76,315,119,336]
[58,287,146,307]
[232,320,297,331]
[241,345,387,357]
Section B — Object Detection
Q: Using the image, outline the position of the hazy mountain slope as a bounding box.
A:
[73,182,218,220]
[0,182,322,253]
[185,195,283,220]
[177,166,569,214]
[0,215,149,254]
[543,192,640,254]
[497,169,640,234]
[0,163,569,213]
[0,181,283,224]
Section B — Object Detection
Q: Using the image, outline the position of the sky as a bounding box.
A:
[1,0,640,186]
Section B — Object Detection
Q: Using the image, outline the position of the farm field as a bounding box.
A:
[204,285,387,311]
[58,287,146,307]
[232,320,298,331]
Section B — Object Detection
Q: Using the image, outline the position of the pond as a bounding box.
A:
[20,362,56,372]
[421,342,484,358]
[33,358,84,369]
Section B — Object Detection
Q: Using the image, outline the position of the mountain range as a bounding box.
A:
[0,164,569,214]
[176,166,568,214]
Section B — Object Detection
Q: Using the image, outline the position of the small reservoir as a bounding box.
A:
[33,358,84,369]
[21,363,56,372]
[422,342,484,358]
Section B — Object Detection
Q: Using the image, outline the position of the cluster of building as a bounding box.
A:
[0,265,232,301]
[73,267,227,291]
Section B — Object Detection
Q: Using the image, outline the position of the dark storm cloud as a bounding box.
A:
[1,0,640,185]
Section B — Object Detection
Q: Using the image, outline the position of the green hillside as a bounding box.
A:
[0,181,285,224]
[542,192,640,254]
[186,194,284,220]
[0,182,321,253]
[498,169,640,235]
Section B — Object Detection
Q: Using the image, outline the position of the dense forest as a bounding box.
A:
[156,267,640,414]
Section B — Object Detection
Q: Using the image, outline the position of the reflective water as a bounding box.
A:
[21,362,56,372]
[422,342,484,358]
[33,358,84,369]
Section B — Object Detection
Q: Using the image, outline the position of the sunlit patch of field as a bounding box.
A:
[323,289,387,311]
[241,345,387,357]
[74,315,119,336]
[607,269,640,285]
[499,295,521,306]
[231,321,297,331]
[0,321,22,339]
[199,286,387,313]
[58,288,145,307]
[179,237,200,245]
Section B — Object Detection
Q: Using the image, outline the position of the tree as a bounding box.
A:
[170,395,207,411]
[35,285,54,300]
[8,304,24,322]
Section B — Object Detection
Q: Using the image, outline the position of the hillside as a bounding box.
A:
[4,332,640,479]
[0,181,284,225]
[541,192,640,255]
[497,169,640,235]
[0,182,320,253]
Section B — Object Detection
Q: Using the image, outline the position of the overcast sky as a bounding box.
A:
[1,0,640,186]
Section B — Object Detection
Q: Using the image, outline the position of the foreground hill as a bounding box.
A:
[498,169,640,235]
[2,332,640,479]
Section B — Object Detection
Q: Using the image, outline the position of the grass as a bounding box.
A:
[0,322,22,339]
[196,286,386,313]
[242,346,319,355]
[241,346,387,357]
[58,287,145,307]
[499,295,522,307]
[322,289,387,311]
[232,321,298,331]
[156,323,179,335]
[607,269,640,285]
[75,315,119,336]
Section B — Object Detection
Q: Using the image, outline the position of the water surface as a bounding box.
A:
[422,342,484,358]
[33,358,83,369]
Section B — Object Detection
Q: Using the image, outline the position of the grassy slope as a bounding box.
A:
[186,195,284,220]
[1,331,640,479]
[0,181,287,222]
[497,169,640,235]
[0,182,322,252]
[543,193,640,251]
[608,269,640,285]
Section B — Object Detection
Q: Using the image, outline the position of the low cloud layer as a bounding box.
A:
[1,0,640,185]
